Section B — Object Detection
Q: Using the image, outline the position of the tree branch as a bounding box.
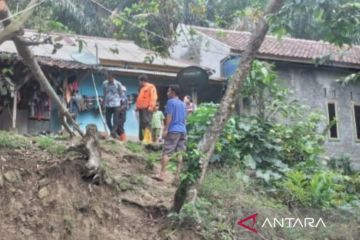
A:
[17,35,52,46]
[0,0,38,45]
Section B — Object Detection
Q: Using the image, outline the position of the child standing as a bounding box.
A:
[117,86,128,141]
[151,103,164,143]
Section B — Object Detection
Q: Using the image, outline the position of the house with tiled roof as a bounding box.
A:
[0,30,221,137]
[171,24,360,167]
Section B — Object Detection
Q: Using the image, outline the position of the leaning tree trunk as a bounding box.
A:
[12,36,84,137]
[174,0,284,212]
[0,0,84,137]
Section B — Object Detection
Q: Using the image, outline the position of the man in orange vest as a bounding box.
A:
[136,74,158,142]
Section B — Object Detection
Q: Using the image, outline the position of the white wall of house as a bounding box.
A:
[171,25,360,169]
[170,24,231,78]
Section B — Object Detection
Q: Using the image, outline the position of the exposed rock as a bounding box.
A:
[103,209,112,219]
[19,214,27,222]
[93,206,103,219]
[4,170,22,183]
[74,199,90,213]
[38,187,49,199]
[104,175,113,185]
[10,198,24,212]
[20,227,33,236]
[38,178,51,188]
[0,172,4,187]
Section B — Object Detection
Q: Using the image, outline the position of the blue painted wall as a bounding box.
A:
[77,74,139,137]
[222,56,241,78]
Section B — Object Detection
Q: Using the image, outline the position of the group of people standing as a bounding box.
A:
[103,72,197,182]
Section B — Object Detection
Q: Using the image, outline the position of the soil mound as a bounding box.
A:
[0,136,182,240]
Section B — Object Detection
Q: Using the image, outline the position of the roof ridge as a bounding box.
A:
[186,25,360,69]
[190,25,360,48]
[23,29,135,43]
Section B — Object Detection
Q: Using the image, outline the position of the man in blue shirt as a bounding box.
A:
[154,85,186,182]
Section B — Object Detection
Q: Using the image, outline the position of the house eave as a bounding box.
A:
[100,59,188,74]
[230,48,360,70]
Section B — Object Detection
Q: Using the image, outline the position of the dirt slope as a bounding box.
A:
[0,137,192,240]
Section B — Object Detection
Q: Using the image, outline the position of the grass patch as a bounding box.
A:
[129,174,145,185]
[171,166,360,240]
[145,152,160,170]
[36,136,66,156]
[126,141,144,153]
[0,130,30,149]
[101,139,122,153]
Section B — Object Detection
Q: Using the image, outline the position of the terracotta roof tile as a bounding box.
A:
[193,26,360,68]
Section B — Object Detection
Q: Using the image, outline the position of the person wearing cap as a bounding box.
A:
[103,72,124,139]
[136,74,158,142]
[117,85,128,141]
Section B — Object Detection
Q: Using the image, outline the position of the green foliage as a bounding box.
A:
[271,0,360,46]
[36,136,66,156]
[280,165,360,209]
[282,170,311,204]
[200,168,243,205]
[328,155,353,175]
[183,61,326,185]
[337,72,360,85]
[126,141,144,153]
[145,152,160,170]
[0,131,30,149]
[178,103,217,184]
[0,67,15,98]
[112,0,178,56]
[169,197,211,225]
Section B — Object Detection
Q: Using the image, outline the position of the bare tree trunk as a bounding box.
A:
[83,124,101,171]
[0,0,37,44]
[174,0,284,212]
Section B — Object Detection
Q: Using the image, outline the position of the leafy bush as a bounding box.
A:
[328,155,353,175]
[280,167,359,209]
[168,197,212,226]
[183,60,326,184]
[179,103,217,184]
[185,102,325,184]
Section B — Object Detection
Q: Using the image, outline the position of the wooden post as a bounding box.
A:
[11,88,17,131]
[191,87,198,105]
[91,73,109,135]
